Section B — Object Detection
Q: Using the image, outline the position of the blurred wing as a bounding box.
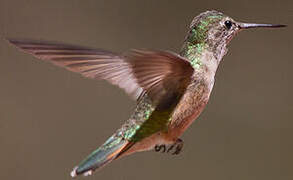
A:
[7,39,143,100]
[125,49,194,104]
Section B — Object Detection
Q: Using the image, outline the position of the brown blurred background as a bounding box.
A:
[0,0,292,180]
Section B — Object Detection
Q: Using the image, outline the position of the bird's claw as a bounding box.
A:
[154,138,183,155]
[155,144,166,153]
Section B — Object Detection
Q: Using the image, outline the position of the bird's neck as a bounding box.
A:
[180,41,227,78]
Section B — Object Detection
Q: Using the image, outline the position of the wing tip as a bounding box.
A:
[5,37,36,55]
[5,37,17,46]
[5,38,54,48]
[5,37,27,45]
[5,37,33,51]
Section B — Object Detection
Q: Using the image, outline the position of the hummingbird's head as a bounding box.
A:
[188,10,237,46]
[184,10,286,59]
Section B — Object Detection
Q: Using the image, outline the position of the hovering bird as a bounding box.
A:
[7,10,285,177]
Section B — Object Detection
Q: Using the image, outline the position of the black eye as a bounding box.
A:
[224,20,232,29]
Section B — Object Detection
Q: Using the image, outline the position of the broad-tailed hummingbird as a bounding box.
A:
[7,10,286,177]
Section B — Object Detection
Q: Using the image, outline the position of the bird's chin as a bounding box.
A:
[226,29,241,44]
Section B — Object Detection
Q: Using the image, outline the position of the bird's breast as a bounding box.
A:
[166,79,213,140]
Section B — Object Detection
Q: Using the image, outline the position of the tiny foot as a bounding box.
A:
[154,139,184,155]
[154,144,166,153]
[168,138,184,155]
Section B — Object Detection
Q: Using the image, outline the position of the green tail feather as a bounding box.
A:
[71,136,129,177]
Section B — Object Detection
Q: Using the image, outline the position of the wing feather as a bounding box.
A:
[125,49,194,103]
[7,39,194,104]
[7,39,143,100]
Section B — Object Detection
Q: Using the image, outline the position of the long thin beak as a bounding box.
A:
[238,23,287,29]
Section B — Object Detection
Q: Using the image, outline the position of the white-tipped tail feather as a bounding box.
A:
[70,136,129,177]
[70,166,78,178]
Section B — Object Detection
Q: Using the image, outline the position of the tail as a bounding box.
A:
[70,135,132,177]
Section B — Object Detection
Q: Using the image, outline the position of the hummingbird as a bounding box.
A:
[7,10,285,177]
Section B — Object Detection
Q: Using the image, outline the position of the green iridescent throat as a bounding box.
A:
[183,42,206,69]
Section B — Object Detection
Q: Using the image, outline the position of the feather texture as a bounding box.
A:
[7,39,143,100]
[125,49,194,103]
[7,39,194,104]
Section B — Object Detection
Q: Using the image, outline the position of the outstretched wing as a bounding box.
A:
[7,39,143,100]
[7,39,194,104]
